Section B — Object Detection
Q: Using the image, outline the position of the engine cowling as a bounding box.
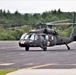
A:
[43,29,58,35]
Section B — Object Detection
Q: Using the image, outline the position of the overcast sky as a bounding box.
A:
[0,0,76,13]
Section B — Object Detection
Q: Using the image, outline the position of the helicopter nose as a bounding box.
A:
[20,40,25,44]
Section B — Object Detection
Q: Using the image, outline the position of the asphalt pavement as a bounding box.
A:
[0,41,76,69]
[0,41,76,75]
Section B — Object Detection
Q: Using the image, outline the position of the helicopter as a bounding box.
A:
[19,13,76,51]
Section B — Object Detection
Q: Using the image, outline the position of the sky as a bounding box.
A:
[0,0,76,13]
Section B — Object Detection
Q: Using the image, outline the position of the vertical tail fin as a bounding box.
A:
[70,13,76,41]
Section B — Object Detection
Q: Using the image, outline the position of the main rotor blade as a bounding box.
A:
[49,19,71,23]
[46,23,76,25]
[34,19,71,26]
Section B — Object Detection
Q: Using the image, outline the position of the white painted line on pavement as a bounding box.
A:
[0,46,18,50]
[0,63,14,66]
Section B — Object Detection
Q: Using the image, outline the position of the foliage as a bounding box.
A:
[58,26,73,36]
[0,69,17,75]
[0,9,75,40]
[0,25,32,40]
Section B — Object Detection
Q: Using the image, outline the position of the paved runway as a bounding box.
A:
[0,41,76,69]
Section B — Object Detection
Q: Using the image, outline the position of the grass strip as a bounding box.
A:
[0,69,18,75]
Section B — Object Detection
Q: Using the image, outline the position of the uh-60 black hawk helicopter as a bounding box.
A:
[19,13,76,51]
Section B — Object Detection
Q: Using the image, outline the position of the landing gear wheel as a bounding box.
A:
[43,46,47,51]
[65,43,70,50]
[25,47,29,51]
[68,46,70,50]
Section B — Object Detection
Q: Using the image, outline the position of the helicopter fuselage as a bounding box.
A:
[19,28,73,51]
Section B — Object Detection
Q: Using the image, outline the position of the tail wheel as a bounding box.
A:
[25,47,29,51]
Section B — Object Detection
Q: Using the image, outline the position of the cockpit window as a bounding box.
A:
[20,34,26,39]
[30,34,35,40]
[20,34,35,40]
[25,35,29,39]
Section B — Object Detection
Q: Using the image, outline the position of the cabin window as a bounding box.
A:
[46,35,49,40]
[35,35,39,40]
[40,35,45,41]
[49,36,53,40]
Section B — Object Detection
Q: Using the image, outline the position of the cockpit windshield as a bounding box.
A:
[20,34,35,40]
[20,34,26,39]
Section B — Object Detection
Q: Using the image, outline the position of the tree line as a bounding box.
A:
[0,9,75,40]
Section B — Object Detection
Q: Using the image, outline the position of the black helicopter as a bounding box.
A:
[19,14,76,51]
